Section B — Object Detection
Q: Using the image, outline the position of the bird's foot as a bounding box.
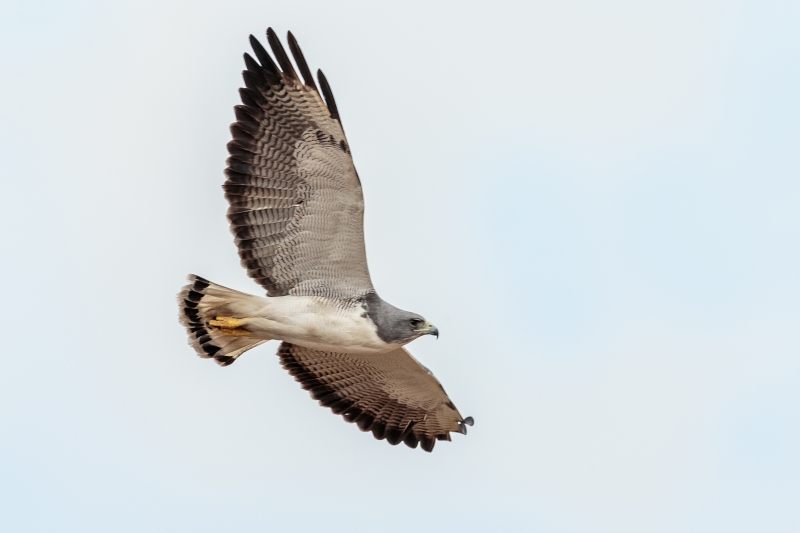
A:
[209,316,248,328]
[208,316,252,336]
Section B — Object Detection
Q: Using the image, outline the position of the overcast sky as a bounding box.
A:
[2,0,798,531]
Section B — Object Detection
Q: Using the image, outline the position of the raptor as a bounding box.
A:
[178,28,472,452]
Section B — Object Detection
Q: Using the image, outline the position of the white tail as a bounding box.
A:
[177,275,269,365]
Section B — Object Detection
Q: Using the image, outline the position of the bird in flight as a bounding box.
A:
[178,28,473,452]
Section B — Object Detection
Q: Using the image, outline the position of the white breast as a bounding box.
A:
[244,295,395,354]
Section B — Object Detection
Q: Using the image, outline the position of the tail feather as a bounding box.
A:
[177,275,268,366]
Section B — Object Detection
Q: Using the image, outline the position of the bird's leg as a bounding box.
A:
[208,316,248,328]
[208,316,252,336]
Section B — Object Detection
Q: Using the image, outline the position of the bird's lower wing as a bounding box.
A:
[278,342,472,452]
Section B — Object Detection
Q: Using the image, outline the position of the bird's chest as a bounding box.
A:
[252,296,394,354]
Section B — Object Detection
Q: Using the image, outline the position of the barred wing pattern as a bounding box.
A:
[225,29,374,299]
[278,343,473,452]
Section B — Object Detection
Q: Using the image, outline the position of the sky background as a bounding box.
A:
[1,0,799,531]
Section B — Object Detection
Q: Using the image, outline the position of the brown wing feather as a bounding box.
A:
[278,343,471,452]
[224,29,373,299]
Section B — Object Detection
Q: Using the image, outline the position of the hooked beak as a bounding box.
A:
[425,323,439,339]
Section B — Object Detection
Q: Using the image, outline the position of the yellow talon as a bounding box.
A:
[208,317,252,337]
[208,316,248,329]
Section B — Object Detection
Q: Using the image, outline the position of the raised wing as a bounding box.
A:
[225,29,374,299]
[278,342,473,452]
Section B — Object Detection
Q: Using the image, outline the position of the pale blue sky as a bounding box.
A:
[1,1,798,531]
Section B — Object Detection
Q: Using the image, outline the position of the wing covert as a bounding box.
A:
[224,29,373,299]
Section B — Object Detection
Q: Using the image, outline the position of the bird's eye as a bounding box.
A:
[409,319,423,328]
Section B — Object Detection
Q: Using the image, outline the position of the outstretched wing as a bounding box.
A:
[225,29,374,299]
[278,343,473,452]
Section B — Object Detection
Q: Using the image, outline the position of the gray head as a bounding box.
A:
[363,292,438,345]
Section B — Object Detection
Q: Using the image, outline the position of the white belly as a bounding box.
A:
[241,295,395,354]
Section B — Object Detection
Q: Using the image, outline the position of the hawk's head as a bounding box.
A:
[363,293,438,345]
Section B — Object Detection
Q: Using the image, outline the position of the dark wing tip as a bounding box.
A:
[242,52,261,74]
[247,28,344,127]
[287,31,319,92]
[248,34,280,80]
[317,69,341,123]
[266,27,299,81]
[420,435,436,453]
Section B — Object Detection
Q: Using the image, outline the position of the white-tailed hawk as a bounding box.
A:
[178,28,473,452]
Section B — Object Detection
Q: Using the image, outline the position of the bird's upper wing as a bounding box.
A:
[225,29,373,299]
[278,342,472,452]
